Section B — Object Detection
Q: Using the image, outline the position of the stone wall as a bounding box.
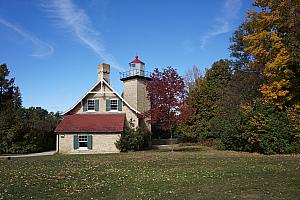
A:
[57,133,121,154]
[123,79,138,110]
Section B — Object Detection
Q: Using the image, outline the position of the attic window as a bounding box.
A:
[110,99,118,110]
[87,99,95,111]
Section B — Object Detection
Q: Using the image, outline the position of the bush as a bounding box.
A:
[115,123,150,152]
[213,102,300,154]
[212,108,253,152]
[175,124,199,143]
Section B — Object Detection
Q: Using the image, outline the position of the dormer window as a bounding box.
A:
[87,99,95,111]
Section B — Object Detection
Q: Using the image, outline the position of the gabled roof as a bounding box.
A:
[130,56,144,64]
[63,79,139,115]
[55,114,125,133]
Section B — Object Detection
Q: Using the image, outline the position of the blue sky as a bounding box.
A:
[0,0,253,112]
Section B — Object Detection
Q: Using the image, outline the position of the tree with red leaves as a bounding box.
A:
[144,67,186,137]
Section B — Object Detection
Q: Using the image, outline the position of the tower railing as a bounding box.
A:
[120,69,151,80]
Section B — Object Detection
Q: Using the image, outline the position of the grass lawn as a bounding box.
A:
[0,147,299,199]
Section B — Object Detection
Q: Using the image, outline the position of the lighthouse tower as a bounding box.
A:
[120,56,151,113]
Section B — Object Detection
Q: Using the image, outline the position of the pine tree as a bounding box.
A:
[186,59,233,139]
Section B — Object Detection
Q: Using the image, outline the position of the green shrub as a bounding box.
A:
[115,123,150,152]
[252,104,292,154]
[213,102,300,154]
[212,108,253,152]
[175,124,199,143]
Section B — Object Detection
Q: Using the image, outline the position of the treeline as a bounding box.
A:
[177,1,300,154]
[0,64,61,154]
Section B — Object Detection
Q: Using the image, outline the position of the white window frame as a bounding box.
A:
[87,99,95,112]
[78,134,88,150]
[110,99,118,111]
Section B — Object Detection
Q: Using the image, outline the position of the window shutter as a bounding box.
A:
[106,99,111,111]
[87,135,93,149]
[73,135,79,149]
[118,99,122,111]
[95,99,99,111]
[82,100,88,112]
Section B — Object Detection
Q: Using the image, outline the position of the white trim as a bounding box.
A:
[78,147,89,150]
[63,81,100,115]
[56,134,59,152]
[63,79,140,115]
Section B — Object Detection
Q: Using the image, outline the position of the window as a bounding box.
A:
[87,99,95,111]
[74,135,92,150]
[78,135,88,148]
[83,99,99,112]
[110,99,118,110]
[106,99,122,112]
[131,63,136,68]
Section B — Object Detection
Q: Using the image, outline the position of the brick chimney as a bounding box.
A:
[98,63,110,84]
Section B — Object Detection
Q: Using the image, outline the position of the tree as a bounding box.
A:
[0,64,21,111]
[115,120,150,152]
[0,64,22,153]
[7,107,60,153]
[230,25,253,71]
[184,65,202,90]
[185,59,233,140]
[0,63,60,153]
[144,67,186,138]
[210,0,300,154]
[239,0,300,108]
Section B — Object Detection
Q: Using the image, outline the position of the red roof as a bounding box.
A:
[55,114,125,133]
[130,56,144,64]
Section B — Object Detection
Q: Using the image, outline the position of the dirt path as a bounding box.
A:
[0,151,56,159]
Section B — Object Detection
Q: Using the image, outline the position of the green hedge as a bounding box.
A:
[213,103,300,154]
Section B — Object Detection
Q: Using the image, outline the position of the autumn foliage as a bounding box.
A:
[176,0,300,153]
[241,0,300,108]
[143,67,186,135]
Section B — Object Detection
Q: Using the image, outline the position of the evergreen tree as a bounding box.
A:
[184,59,233,140]
[0,64,21,111]
[0,64,60,153]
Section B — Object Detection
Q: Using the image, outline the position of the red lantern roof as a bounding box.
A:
[130,56,144,64]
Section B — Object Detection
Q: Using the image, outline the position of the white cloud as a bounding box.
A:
[199,0,241,49]
[225,0,242,19]
[200,19,229,49]
[0,17,54,57]
[41,0,123,71]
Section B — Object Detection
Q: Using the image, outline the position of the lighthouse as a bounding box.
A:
[120,56,151,113]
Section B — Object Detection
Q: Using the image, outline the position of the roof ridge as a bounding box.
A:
[70,113,126,116]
